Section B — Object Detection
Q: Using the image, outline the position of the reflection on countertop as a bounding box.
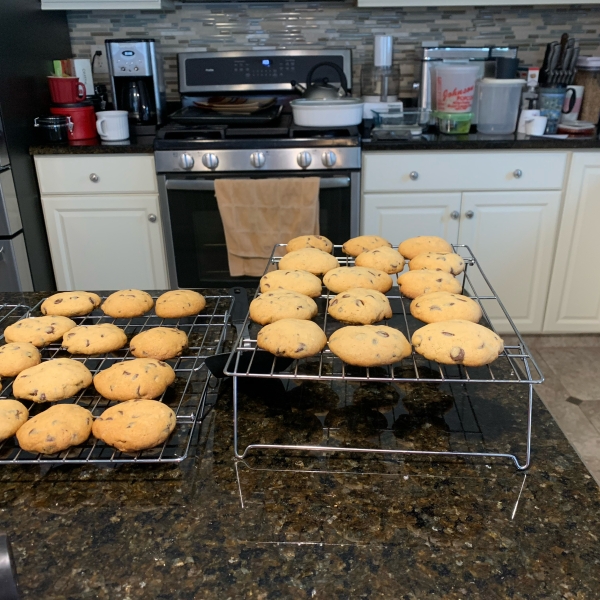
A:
[30,138,154,155]
[0,291,599,599]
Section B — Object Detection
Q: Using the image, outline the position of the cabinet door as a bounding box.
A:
[361,192,462,246]
[42,194,168,291]
[544,153,600,332]
[459,191,561,334]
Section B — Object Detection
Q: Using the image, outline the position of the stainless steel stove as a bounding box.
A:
[155,49,361,289]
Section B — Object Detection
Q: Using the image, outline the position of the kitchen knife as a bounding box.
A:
[539,42,553,84]
[560,46,574,84]
[205,287,294,379]
[568,44,580,85]
[547,43,561,85]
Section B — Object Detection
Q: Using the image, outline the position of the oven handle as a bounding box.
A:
[164,177,351,192]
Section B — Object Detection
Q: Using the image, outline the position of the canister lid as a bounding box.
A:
[35,115,70,126]
[576,56,600,70]
[50,100,94,108]
[479,78,525,85]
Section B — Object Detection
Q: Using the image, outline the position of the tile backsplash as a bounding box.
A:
[68,1,600,100]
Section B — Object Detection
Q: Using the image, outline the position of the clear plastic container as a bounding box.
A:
[575,57,600,124]
[434,111,473,134]
[476,78,525,134]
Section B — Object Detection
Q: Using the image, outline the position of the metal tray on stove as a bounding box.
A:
[0,292,233,465]
[169,104,283,126]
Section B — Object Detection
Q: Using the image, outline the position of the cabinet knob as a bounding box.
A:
[409,171,419,181]
[89,173,99,183]
[148,214,157,223]
[465,210,474,219]
[450,210,460,220]
[513,169,523,179]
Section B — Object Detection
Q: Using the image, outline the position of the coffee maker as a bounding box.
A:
[106,39,165,141]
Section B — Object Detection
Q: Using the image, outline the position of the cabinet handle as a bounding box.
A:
[465,210,474,219]
[148,214,157,223]
[409,171,419,181]
[450,210,460,220]
[89,173,99,183]
[513,169,523,179]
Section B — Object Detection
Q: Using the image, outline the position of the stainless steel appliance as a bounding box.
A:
[414,46,518,122]
[155,49,360,289]
[0,0,71,291]
[106,39,166,140]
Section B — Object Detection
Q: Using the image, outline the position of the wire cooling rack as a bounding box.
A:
[0,292,232,464]
[225,244,543,470]
[0,302,32,331]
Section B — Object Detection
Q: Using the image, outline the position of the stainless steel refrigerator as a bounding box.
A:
[0,0,72,291]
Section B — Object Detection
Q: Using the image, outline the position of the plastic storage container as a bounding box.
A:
[434,64,479,113]
[574,57,600,125]
[476,78,525,134]
[434,111,473,134]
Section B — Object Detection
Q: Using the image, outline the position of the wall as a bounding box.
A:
[68,1,600,100]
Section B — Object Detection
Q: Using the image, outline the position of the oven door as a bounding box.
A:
[158,171,360,288]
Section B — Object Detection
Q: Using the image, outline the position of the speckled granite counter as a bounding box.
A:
[1,291,599,599]
[362,130,600,151]
[30,141,154,155]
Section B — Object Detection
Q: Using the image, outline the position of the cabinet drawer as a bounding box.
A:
[35,155,157,195]
[363,151,568,192]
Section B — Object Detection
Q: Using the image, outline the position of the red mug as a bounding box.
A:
[48,76,86,104]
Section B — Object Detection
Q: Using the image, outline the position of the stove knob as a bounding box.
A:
[201,153,219,170]
[321,151,337,168]
[297,151,312,169]
[178,153,195,170]
[250,151,266,169]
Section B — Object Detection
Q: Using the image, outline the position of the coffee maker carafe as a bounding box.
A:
[106,38,165,141]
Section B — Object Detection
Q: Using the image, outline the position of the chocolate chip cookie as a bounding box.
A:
[13,358,93,403]
[101,289,154,318]
[130,327,188,361]
[278,248,339,276]
[412,320,504,367]
[408,252,465,275]
[62,323,128,355]
[0,400,29,442]
[41,291,101,317]
[398,236,453,260]
[0,343,41,377]
[327,288,392,325]
[16,404,92,455]
[92,399,176,453]
[328,325,412,367]
[93,358,176,401]
[155,290,206,319]
[323,266,393,294]
[249,290,318,325]
[286,235,333,254]
[397,270,462,299]
[4,316,76,347]
[342,235,392,257]
[260,269,323,298]
[257,318,327,359]
[410,291,482,324]
[355,246,405,274]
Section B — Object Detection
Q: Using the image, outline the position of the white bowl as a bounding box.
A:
[291,98,364,127]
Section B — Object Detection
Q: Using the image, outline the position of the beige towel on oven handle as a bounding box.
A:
[214,177,320,277]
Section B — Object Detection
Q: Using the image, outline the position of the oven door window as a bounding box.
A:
[166,175,352,288]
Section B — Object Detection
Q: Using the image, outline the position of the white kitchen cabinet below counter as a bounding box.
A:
[544,152,600,333]
[35,155,168,291]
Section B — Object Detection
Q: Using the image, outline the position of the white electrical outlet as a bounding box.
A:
[91,45,108,75]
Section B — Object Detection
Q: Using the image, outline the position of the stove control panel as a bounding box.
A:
[155,147,361,173]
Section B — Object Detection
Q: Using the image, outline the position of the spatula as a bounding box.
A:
[205,287,294,379]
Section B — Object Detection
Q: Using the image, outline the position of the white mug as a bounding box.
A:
[525,115,548,136]
[96,110,129,141]
[561,85,584,123]
[517,109,541,134]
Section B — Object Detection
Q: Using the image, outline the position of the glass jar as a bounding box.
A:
[34,115,73,144]
[574,57,600,125]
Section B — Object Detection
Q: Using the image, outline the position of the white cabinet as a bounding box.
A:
[35,155,168,291]
[544,152,600,333]
[42,0,173,9]
[362,151,567,333]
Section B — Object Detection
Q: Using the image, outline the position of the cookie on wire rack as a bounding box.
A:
[408,252,465,275]
[0,400,29,442]
[62,323,128,355]
[0,343,41,377]
[257,318,327,359]
[324,266,393,294]
[101,289,154,318]
[397,270,462,299]
[249,289,318,325]
[286,235,333,254]
[4,316,76,347]
[342,235,392,257]
[278,248,339,276]
[410,291,482,324]
[40,291,101,317]
[155,290,206,318]
[355,246,405,274]
[260,269,322,298]
[398,236,453,260]
[327,288,392,325]
[130,327,188,361]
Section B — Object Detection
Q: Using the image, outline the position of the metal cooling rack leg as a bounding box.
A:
[233,375,242,459]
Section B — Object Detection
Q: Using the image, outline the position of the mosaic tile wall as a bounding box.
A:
[68,2,600,100]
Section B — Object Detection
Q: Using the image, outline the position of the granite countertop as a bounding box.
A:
[30,139,154,155]
[362,129,600,151]
[1,291,599,598]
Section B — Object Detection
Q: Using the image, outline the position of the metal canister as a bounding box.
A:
[34,115,73,144]
[574,57,600,125]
